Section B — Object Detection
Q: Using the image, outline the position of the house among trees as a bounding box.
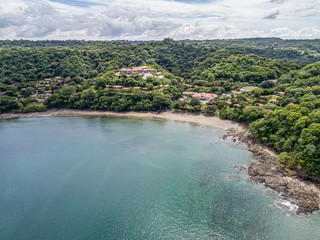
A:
[231,90,240,95]
[192,92,218,100]
[182,92,196,96]
[270,99,280,103]
[119,66,155,75]
[278,91,285,96]
[240,88,249,92]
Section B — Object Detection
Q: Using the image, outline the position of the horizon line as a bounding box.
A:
[1,37,320,41]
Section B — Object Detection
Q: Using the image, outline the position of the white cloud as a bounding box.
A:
[0,0,319,40]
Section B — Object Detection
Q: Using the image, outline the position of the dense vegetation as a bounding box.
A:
[249,62,320,175]
[1,39,320,176]
[186,38,320,64]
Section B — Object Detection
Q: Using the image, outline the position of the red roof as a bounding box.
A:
[38,87,45,90]
[122,87,130,90]
[44,78,51,80]
[192,92,217,99]
[183,92,196,95]
[233,104,241,107]
[0,91,6,95]
[278,91,285,95]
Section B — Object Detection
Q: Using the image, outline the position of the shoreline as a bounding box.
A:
[0,109,245,131]
[1,109,320,214]
[224,128,320,215]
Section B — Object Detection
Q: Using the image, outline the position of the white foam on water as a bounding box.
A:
[276,199,299,214]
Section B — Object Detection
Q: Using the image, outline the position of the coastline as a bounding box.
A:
[224,129,320,214]
[0,109,244,131]
[1,109,319,214]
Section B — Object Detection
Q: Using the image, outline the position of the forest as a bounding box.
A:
[0,38,320,176]
[186,38,320,64]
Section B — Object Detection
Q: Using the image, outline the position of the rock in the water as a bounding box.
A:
[233,164,248,172]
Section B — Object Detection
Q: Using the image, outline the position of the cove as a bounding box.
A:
[0,117,319,240]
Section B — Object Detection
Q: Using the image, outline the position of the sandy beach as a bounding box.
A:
[0,109,245,131]
[1,109,320,214]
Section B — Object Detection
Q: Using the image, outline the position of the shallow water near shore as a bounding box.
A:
[0,117,319,240]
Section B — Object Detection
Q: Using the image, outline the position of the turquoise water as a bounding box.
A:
[0,117,319,240]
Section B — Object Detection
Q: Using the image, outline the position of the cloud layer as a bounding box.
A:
[0,0,319,40]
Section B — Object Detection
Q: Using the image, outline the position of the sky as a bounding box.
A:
[0,0,319,40]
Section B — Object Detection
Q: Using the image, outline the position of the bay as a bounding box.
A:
[0,117,319,240]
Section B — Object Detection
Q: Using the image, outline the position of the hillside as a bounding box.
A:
[0,39,320,176]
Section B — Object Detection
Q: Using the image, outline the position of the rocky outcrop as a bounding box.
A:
[224,128,320,215]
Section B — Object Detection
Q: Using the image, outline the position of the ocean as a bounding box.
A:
[0,117,319,240]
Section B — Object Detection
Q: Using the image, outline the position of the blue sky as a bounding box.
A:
[50,0,104,7]
[0,0,319,40]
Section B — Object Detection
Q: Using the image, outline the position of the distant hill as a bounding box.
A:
[183,38,320,64]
